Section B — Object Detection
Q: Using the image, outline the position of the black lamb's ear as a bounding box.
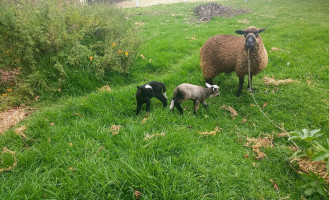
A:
[235,30,245,35]
[137,86,142,90]
[258,28,266,34]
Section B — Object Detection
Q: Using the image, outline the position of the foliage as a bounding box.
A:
[289,129,322,141]
[0,0,139,108]
[299,172,328,197]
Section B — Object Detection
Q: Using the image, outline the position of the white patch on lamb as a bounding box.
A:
[145,85,152,89]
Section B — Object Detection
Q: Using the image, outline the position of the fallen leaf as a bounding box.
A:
[307,80,311,86]
[144,132,165,141]
[221,105,238,119]
[262,101,268,109]
[199,127,222,136]
[141,118,148,124]
[240,117,247,124]
[270,179,279,191]
[140,54,145,59]
[111,125,121,135]
[15,125,27,139]
[69,166,76,172]
[73,113,82,117]
[270,47,284,52]
[277,131,289,138]
[57,88,61,92]
[263,76,296,86]
[238,19,250,24]
[249,104,256,107]
[69,143,73,147]
[134,190,141,199]
[48,137,51,144]
[252,162,259,168]
[34,96,40,102]
[287,146,298,152]
[244,152,249,159]
[244,136,273,159]
[50,122,55,126]
[99,85,111,92]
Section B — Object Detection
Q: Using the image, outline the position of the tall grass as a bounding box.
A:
[0,0,139,109]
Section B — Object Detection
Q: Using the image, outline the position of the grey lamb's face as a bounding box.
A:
[206,83,220,97]
[235,27,266,49]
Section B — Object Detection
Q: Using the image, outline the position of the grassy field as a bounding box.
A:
[1,0,329,199]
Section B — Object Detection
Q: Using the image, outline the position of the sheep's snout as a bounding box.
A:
[245,34,256,49]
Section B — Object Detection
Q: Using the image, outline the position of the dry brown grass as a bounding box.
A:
[0,107,35,135]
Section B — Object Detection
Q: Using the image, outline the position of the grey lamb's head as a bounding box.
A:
[235,26,266,50]
[206,83,220,97]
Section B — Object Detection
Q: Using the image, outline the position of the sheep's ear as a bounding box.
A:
[258,28,266,34]
[206,83,212,88]
[137,86,142,90]
[235,30,245,35]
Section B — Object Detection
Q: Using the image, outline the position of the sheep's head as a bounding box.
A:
[206,83,220,97]
[137,84,154,96]
[235,27,266,50]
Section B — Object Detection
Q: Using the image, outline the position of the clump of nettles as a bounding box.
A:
[194,3,251,22]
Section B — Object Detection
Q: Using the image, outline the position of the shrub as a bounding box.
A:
[0,0,139,108]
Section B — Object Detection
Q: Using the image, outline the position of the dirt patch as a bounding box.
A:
[194,3,251,22]
[0,107,35,135]
[291,158,329,183]
[0,68,20,84]
[115,0,219,8]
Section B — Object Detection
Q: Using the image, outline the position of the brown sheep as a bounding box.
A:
[200,26,268,97]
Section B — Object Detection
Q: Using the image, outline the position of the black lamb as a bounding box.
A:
[136,81,167,115]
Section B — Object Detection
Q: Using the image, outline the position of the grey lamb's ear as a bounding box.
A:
[235,30,245,35]
[205,83,212,88]
[258,28,266,34]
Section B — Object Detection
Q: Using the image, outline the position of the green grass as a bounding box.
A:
[1,0,329,199]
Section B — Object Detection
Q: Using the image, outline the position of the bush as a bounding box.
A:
[0,0,139,108]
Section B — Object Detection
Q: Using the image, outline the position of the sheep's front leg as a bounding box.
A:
[155,94,167,107]
[201,100,208,108]
[237,76,244,97]
[205,78,214,85]
[145,98,151,112]
[136,101,142,115]
[193,99,200,114]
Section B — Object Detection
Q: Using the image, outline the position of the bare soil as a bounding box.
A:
[115,0,221,8]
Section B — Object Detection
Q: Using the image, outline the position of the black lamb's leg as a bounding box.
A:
[146,99,151,113]
[155,94,167,107]
[237,76,244,97]
[136,101,142,115]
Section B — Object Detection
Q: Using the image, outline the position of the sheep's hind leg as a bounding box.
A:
[237,76,244,97]
[174,102,183,114]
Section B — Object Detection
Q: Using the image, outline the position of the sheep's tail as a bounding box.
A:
[170,99,174,110]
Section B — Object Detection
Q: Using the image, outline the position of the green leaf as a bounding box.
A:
[313,151,329,161]
[288,129,322,141]
[304,187,314,196]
